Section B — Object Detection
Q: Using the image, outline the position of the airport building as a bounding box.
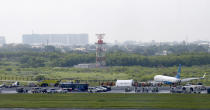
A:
[22,34,89,46]
[74,63,96,68]
[0,36,6,46]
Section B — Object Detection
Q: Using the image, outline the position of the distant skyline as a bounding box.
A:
[0,0,210,43]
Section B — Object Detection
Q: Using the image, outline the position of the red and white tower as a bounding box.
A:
[95,34,106,67]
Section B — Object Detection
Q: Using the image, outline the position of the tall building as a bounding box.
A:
[0,36,6,45]
[22,34,88,46]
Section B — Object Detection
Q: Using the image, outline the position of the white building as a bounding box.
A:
[22,34,88,46]
[115,79,134,87]
[74,63,96,68]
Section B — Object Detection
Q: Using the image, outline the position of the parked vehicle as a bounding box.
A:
[57,88,68,93]
[151,87,159,93]
[125,87,132,92]
[40,83,48,87]
[31,87,42,93]
[170,84,205,94]
[47,88,57,93]
[96,86,107,92]
[28,83,37,87]
[101,86,111,91]
[207,88,210,94]
[88,87,105,93]
[88,87,97,93]
[59,83,88,92]
[182,84,204,94]
[170,86,183,93]
[16,88,28,93]
[41,88,48,93]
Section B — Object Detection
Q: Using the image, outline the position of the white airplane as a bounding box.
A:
[154,64,206,85]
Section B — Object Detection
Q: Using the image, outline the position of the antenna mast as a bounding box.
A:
[95,34,106,67]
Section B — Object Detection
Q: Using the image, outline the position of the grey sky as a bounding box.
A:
[0,0,210,43]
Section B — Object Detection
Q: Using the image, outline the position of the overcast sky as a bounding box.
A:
[0,0,210,43]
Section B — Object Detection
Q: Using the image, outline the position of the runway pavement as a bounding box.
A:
[0,108,209,110]
[0,86,169,94]
[0,86,208,94]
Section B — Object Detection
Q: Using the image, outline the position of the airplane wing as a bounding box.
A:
[181,73,206,82]
[181,78,200,82]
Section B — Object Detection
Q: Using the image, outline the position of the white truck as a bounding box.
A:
[182,84,205,94]
[170,84,206,94]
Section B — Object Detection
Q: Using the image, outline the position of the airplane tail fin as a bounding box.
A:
[201,73,206,79]
[175,64,181,79]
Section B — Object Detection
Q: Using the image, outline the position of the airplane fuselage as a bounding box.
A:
[154,75,181,84]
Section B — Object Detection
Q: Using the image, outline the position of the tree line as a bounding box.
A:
[0,52,210,67]
[0,43,209,56]
[106,52,210,67]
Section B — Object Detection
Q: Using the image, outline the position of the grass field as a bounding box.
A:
[0,65,209,82]
[0,93,209,109]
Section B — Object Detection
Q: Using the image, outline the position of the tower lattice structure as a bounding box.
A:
[95,34,106,67]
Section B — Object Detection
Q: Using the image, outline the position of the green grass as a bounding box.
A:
[0,64,210,85]
[0,93,209,109]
